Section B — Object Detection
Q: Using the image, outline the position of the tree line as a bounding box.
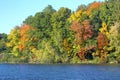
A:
[0,0,120,64]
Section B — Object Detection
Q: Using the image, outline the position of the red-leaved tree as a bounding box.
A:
[70,20,93,60]
[97,32,108,50]
[97,32,108,61]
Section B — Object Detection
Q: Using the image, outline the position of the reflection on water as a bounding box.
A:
[0,64,120,80]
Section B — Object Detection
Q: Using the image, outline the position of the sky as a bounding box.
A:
[0,0,104,34]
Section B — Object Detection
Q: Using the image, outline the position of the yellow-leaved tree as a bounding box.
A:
[6,26,20,57]
[68,10,87,23]
[99,22,109,35]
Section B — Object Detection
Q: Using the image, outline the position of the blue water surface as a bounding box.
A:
[0,64,120,80]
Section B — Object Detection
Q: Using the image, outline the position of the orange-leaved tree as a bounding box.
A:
[19,24,31,51]
[87,2,101,15]
[97,32,108,62]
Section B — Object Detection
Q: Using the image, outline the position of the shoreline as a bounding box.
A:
[0,62,119,65]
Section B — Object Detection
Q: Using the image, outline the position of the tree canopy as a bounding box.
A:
[1,0,120,64]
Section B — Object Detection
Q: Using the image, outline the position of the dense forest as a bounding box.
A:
[0,0,120,64]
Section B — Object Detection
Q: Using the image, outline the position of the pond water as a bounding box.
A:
[0,64,120,80]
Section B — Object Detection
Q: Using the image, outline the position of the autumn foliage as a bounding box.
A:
[78,48,86,60]
[82,20,93,40]
[70,21,84,43]
[87,2,101,15]
[3,0,120,63]
[19,24,31,50]
[97,32,108,50]
[70,20,93,44]
[70,20,94,60]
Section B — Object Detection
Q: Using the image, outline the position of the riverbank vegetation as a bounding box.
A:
[0,0,120,64]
